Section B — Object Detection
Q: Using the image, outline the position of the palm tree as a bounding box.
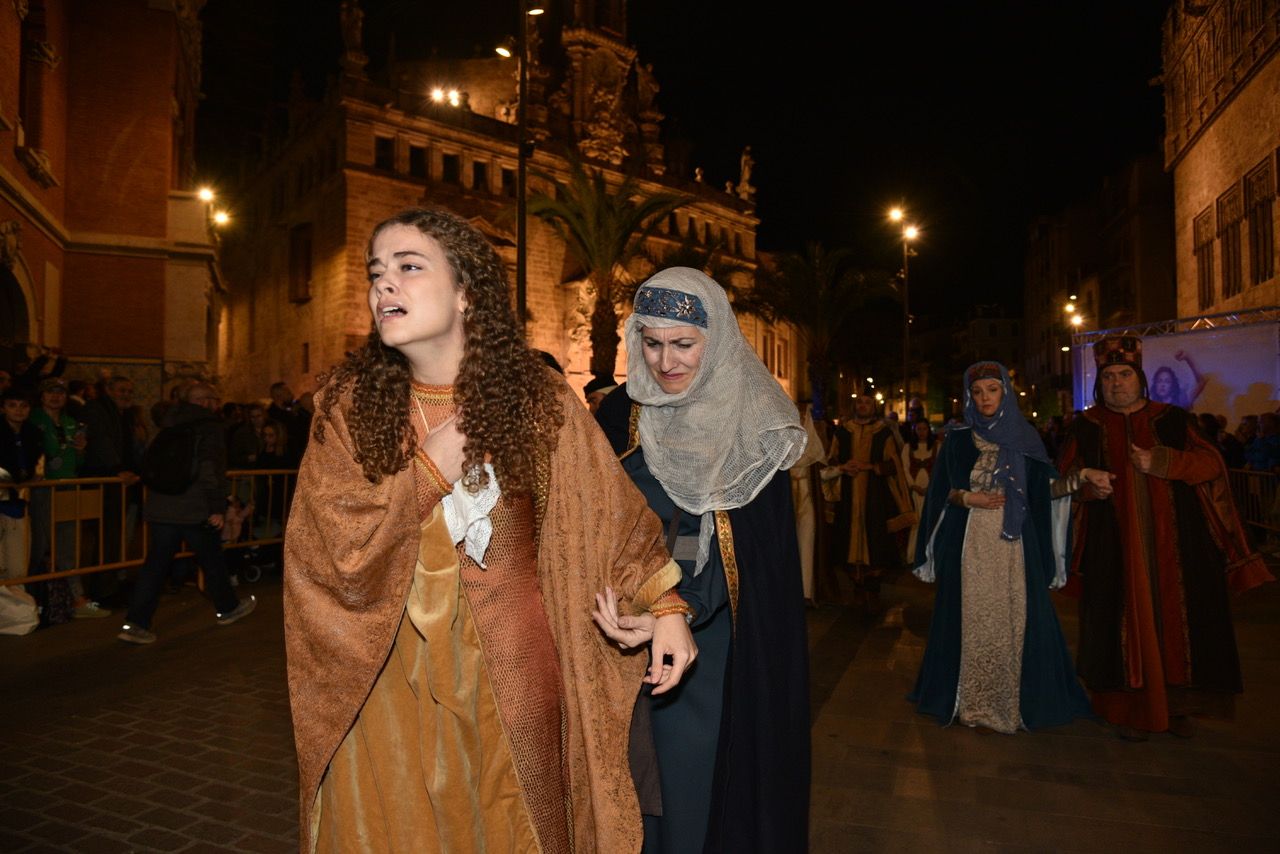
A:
[529,159,690,377]
[735,243,894,418]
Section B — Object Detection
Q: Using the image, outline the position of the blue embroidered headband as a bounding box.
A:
[633,285,709,328]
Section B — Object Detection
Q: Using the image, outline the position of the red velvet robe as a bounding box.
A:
[1059,401,1272,732]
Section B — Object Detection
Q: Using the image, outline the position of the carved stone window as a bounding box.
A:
[16,0,58,187]
[1217,186,1244,298]
[1194,207,1215,311]
[408,145,427,179]
[1245,157,1275,285]
[289,223,314,303]
[441,153,461,185]
[374,136,394,171]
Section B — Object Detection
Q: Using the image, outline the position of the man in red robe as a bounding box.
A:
[1059,335,1272,740]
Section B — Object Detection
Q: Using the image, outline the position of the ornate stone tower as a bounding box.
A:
[553,0,665,173]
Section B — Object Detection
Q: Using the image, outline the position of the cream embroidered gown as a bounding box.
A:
[955,433,1026,733]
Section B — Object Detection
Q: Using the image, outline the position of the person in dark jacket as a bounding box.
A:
[267,381,311,457]
[81,375,141,569]
[1,388,44,583]
[117,383,255,644]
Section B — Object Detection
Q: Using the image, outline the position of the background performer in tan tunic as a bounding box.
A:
[284,208,695,853]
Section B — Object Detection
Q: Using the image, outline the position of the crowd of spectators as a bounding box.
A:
[1030,407,1278,474]
[0,358,309,635]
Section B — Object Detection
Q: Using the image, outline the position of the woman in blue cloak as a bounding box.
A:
[908,361,1106,732]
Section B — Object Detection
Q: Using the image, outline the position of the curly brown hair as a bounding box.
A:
[315,208,565,491]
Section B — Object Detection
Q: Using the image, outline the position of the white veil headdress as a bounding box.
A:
[624,267,806,573]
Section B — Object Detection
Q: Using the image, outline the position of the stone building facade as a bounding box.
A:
[1163,0,1280,317]
[1022,152,1174,417]
[0,0,220,407]
[214,1,800,404]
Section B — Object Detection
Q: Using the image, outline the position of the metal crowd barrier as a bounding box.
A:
[0,469,297,587]
[1227,468,1279,538]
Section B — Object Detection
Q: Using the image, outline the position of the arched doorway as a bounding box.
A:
[0,266,30,372]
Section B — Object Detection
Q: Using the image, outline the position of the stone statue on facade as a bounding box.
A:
[636,62,659,114]
[578,84,627,165]
[736,145,757,203]
[339,0,364,56]
[0,220,21,270]
[338,0,369,78]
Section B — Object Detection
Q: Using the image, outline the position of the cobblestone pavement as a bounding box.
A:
[1,565,1277,852]
[807,570,1280,852]
[0,577,296,853]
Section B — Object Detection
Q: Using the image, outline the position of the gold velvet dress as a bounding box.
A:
[315,383,568,852]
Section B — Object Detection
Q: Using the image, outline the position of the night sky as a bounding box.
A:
[198,0,1170,315]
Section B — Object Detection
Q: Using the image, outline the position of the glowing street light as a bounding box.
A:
[197,187,214,203]
[1064,302,1075,313]
[492,1,548,327]
[1070,314,1084,327]
[212,210,230,227]
[429,87,461,106]
[889,209,921,416]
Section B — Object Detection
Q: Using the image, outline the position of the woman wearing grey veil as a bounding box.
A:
[593,267,811,854]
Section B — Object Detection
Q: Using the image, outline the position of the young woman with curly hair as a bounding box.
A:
[284,208,696,853]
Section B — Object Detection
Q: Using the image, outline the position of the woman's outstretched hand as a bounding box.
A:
[592,586,654,648]
[592,586,698,695]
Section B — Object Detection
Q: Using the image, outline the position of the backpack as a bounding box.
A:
[142,423,203,495]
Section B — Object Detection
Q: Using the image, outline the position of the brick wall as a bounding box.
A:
[61,252,164,357]
[64,0,174,236]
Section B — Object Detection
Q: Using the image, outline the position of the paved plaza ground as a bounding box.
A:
[1,567,1276,853]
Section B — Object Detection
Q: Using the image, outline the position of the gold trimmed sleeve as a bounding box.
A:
[1050,469,1083,500]
[649,586,693,620]
[630,559,683,615]
[411,449,452,521]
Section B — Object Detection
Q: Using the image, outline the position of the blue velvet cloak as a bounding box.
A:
[907,428,1091,729]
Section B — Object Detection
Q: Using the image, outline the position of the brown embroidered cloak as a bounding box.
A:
[284,381,680,852]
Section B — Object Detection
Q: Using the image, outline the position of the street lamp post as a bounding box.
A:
[500,4,544,330]
[889,207,918,416]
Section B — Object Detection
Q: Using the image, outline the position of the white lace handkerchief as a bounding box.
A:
[442,463,501,568]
